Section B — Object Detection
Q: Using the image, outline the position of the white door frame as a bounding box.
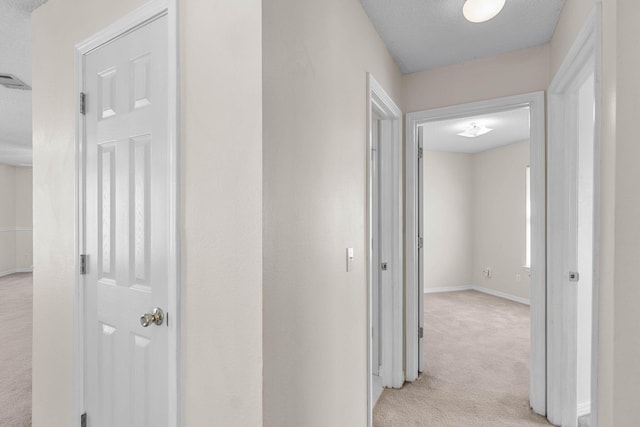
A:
[73,1,180,425]
[547,6,601,427]
[366,73,403,426]
[405,91,547,415]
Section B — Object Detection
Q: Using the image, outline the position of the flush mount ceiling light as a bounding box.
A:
[457,122,493,138]
[0,73,31,90]
[463,0,506,23]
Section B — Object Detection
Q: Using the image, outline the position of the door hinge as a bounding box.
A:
[80,92,87,115]
[418,326,424,339]
[80,254,87,275]
[80,412,87,427]
[418,147,423,159]
[418,236,423,249]
[569,271,580,282]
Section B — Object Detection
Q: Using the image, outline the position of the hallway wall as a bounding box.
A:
[262,0,402,425]
[402,44,550,114]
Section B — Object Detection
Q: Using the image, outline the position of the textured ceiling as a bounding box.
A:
[0,0,47,166]
[421,107,530,154]
[360,0,566,73]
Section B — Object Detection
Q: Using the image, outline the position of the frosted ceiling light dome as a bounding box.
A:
[457,123,493,138]
[463,0,506,23]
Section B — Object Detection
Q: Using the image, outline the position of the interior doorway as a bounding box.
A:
[366,74,403,426]
[405,92,547,415]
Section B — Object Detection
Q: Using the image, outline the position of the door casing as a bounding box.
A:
[366,73,403,427]
[405,91,547,415]
[547,6,601,427]
[73,1,180,425]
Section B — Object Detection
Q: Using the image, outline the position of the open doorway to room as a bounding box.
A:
[374,93,547,426]
[0,165,33,427]
[0,1,40,426]
[418,106,542,424]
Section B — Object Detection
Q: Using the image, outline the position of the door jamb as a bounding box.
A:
[73,1,180,425]
[366,73,403,427]
[405,91,547,415]
[546,6,601,426]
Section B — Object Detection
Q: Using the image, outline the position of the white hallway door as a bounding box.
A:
[83,13,170,427]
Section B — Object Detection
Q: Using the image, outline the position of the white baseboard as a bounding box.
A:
[0,269,16,278]
[473,286,530,305]
[424,285,473,294]
[0,268,33,277]
[424,284,530,305]
[0,227,33,232]
[577,401,591,417]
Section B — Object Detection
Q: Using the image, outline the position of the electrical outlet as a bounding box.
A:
[516,274,521,282]
[482,267,492,278]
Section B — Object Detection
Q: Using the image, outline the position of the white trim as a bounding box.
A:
[0,268,33,277]
[0,227,32,232]
[577,402,591,418]
[423,285,472,294]
[405,91,546,415]
[591,6,602,426]
[547,6,600,427]
[73,1,180,426]
[472,286,530,306]
[424,285,530,305]
[0,269,17,277]
[366,73,403,427]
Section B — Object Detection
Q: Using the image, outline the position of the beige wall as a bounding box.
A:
[15,167,32,227]
[402,44,550,114]
[32,1,262,426]
[549,0,595,78]
[15,167,33,270]
[423,142,530,300]
[180,0,263,425]
[0,164,16,274]
[262,0,402,425]
[611,1,640,424]
[597,1,616,423]
[423,151,473,289]
[0,164,32,274]
[472,141,530,300]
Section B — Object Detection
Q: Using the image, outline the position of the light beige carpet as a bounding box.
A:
[373,290,553,427]
[0,273,32,427]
